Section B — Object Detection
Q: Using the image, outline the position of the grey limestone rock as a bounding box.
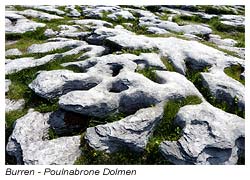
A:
[201,69,245,110]
[17,9,63,21]
[160,102,244,165]
[21,5,65,15]
[59,70,203,117]
[5,11,45,34]
[23,136,81,165]
[5,54,60,75]
[6,110,50,164]
[27,40,86,53]
[5,99,25,113]
[6,48,22,56]
[85,105,164,152]
[29,69,102,99]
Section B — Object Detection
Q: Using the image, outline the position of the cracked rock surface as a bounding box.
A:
[5,5,245,165]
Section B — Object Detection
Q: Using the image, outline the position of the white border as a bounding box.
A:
[1,1,249,180]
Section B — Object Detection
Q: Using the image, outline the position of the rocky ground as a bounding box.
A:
[5,5,245,165]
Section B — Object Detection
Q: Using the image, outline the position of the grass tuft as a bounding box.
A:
[224,64,245,85]
[137,67,157,82]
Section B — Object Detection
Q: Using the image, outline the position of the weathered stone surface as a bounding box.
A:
[139,16,212,35]
[147,26,169,34]
[5,11,45,34]
[65,5,81,17]
[5,5,245,165]
[80,5,120,19]
[86,26,134,45]
[107,35,244,75]
[72,19,113,28]
[6,109,82,165]
[220,15,244,27]
[27,40,86,53]
[107,10,135,20]
[6,110,50,164]
[17,9,63,21]
[21,5,65,15]
[62,54,138,76]
[137,53,166,70]
[29,70,101,99]
[5,99,25,113]
[6,48,22,56]
[160,102,244,165]
[218,45,245,59]
[23,136,81,165]
[86,105,163,153]
[61,44,107,59]
[59,70,203,117]
[201,69,245,110]
[5,54,59,75]
[209,34,237,47]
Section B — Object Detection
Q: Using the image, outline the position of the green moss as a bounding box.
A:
[224,64,245,85]
[137,67,157,82]
[48,128,59,140]
[161,57,176,71]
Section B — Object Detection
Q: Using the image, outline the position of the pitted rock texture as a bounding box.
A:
[5,5,245,165]
[6,109,82,165]
[86,105,164,153]
[160,102,244,165]
[59,70,203,117]
[5,11,45,34]
[29,69,101,99]
[23,136,81,165]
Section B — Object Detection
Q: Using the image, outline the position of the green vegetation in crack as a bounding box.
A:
[6,27,47,41]
[172,15,245,48]
[48,128,59,140]
[75,95,202,165]
[75,138,171,165]
[146,96,202,159]
[88,112,126,127]
[200,5,241,15]
[137,67,157,82]
[199,40,241,58]
[185,64,244,118]
[6,53,83,113]
[161,56,176,72]
[6,27,48,53]
[224,64,245,85]
[121,48,159,56]
[6,47,73,59]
